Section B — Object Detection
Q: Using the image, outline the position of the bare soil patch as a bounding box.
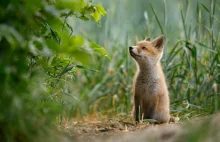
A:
[58,115,179,141]
[58,114,220,142]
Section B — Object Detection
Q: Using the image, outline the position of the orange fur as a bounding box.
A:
[129,35,170,123]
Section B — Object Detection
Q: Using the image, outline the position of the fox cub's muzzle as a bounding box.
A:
[129,46,135,57]
[129,46,139,58]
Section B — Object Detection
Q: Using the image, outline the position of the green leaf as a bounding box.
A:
[199,1,210,13]
[62,35,84,51]
[95,4,107,15]
[56,64,98,78]
[90,4,106,23]
[70,36,84,48]
[75,65,98,72]
[89,42,110,59]
[60,12,69,17]
[195,41,218,53]
[56,0,86,12]
[91,10,100,22]
[150,3,164,34]
[49,27,60,44]
[79,15,90,21]
[199,1,220,24]
[42,22,60,44]
[56,64,74,78]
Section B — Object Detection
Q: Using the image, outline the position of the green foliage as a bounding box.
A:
[63,0,220,120]
[1,0,220,141]
[90,41,110,59]
[0,0,107,141]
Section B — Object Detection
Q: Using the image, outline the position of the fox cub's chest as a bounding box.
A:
[134,73,159,95]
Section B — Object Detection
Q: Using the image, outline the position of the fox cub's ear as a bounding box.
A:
[151,35,165,50]
[145,37,151,41]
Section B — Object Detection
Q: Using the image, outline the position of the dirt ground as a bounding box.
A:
[58,115,181,142]
[58,114,220,142]
[60,118,150,137]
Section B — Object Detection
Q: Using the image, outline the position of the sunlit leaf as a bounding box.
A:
[89,41,110,59]
[70,36,84,48]
[90,4,106,23]
[95,4,107,15]
[91,10,100,22]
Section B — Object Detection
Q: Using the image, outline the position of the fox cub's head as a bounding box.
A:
[129,35,165,65]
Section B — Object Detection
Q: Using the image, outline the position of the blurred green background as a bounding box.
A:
[69,0,220,118]
[0,0,220,141]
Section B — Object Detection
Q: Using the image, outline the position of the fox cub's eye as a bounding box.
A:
[142,46,147,50]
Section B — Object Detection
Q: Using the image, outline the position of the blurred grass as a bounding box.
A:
[52,0,220,121]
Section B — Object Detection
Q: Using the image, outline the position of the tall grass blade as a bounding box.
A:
[150,3,164,34]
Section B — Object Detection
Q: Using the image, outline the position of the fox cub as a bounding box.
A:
[129,35,170,123]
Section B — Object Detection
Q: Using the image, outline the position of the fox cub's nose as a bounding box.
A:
[129,46,133,50]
